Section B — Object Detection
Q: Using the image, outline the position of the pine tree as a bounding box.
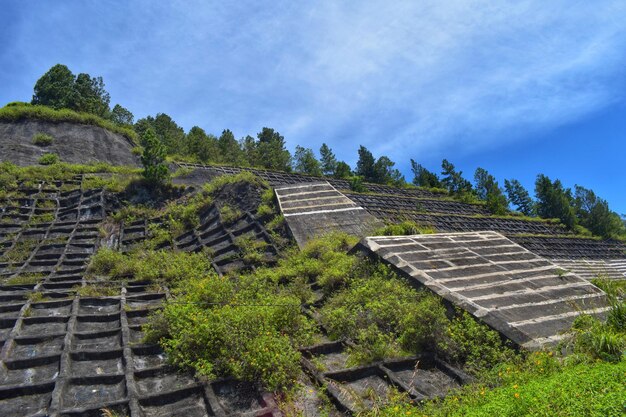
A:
[410,160,441,188]
[319,143,338,176]
[110,104,134,126]
[504,179,534,216]
[218,129,245,165]
[256,128,292,172]
[356,146,376,182]
[441,159,472,194]
[334,161,352,179]
[473,168,508,214]
[293,146,322,176]
[141,128,170,186]
[534,175,576,229]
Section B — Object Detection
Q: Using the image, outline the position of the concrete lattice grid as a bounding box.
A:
[0,178,282,417]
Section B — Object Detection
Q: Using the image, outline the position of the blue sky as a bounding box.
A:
[1,1,625,213]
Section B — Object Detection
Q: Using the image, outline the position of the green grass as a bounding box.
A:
[372,359,626,417]
[0,161,138,187]
[5,273,44,285]
[0,239,39,264]
[88,247,214,286]
[375,220,436,236]
[0,102,137,143]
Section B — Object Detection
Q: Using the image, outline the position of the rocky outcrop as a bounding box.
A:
[0,119,140,167]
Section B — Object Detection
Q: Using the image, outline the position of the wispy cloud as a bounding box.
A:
[1,0,625,164]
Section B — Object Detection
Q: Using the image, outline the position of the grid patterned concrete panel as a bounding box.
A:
[0,179,282,417]
[357,231,609,349]
[274,182,384,248]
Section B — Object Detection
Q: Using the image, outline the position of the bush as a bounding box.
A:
[571,311,626,362]
[320,264,450,365]
[145,273,316,391]
[440,311,516,375]
[375,220,435,236]
[38,153,59,165]
[349,175,367,192]
[32,132,54,146]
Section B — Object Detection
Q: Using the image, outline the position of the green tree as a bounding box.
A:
[218,129,245,165]
[141,128,170,186]
[319,143,338,176]
[110,104,134,126]
[135,113,185,154]
[31,65,112,117]
[293,146,322,176]
[185,126,219,162]
[356,145,376,182]
[504,179,534,216]
[474,168,508,215]
[32,64,77,109]
[73,73,110,117]
[410,160,441,188]
[535,175,577,229]
[255,127,292,172]
[574,186,625,238]
[441,159,472,195]
[334,161,352,179]
[241,135,258,166]
[373,156,405,186]
[153,113,185,154]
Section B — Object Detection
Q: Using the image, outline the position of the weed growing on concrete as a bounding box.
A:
[32,132,54,146]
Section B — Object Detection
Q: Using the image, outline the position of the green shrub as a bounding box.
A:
[375,220,436,236]
[202,171,268,195]
[440,311,516,375]
[38,153,59,165]
[32,132,54,146]
[319,264,451,365]
[88,248,214,286]
[349,175,367,192]
[144,273,317,391]
[570,313,625,362]
[219,204,242,223]
[141,128,170,186]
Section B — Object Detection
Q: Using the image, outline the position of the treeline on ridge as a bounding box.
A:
[6,63,624,239]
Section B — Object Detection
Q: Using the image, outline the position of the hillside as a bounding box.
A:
[0,154,623,416]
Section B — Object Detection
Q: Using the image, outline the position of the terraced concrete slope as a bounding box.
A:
[176,163,626,281]
[274,182,383,247]
[356,231,609,349]
[0,178,282,417]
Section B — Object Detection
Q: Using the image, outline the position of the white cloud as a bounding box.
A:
[278,0,626,159]
[2,0,625,163]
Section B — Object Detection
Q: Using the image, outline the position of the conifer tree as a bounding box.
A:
[504,179,534,216]
[319,143,338,176]
[293,146,322,176]
[141,128,170,186]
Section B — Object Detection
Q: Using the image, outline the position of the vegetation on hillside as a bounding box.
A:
[6,64,624,239]
[0,102,137,142]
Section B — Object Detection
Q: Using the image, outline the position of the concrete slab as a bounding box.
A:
[551,258,626,281]
[274,182,384,248]
[356,231,609,349]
